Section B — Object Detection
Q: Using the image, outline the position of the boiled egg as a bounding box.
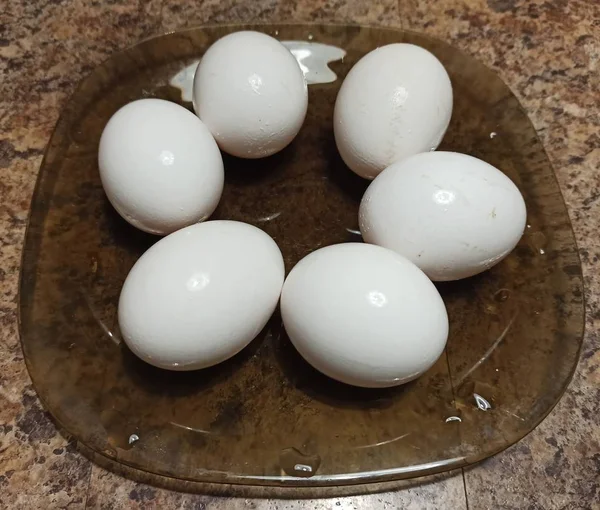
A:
[280,243,449,388]
[334,43,453,179]
[193,31,308,159]
[359,152,527,281]
[118,221,285,371]
[99,99,224,235]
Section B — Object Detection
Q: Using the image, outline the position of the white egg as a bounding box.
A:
[118,221,285,371]
[359,152,527,281]
[334,43,453,179]
[280,243,448,388]
[99,99,224,235]
[193,31,308,159]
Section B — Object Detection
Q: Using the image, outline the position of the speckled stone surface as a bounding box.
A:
[1,1,598,509]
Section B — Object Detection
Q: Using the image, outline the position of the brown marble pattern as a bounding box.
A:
[1,1,598,509]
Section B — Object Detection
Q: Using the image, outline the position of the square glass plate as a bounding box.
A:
[19,24,584,491]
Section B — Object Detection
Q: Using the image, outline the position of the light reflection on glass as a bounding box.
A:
[256,212,282,223]
[289,48,311,75]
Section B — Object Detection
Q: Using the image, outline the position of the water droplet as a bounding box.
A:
[489,131,497,139]
[307,34,314,40]
[445,416,462,423]
[529,231,547,255]
[128,434,139,445]
[494,288,511,302]
[474,393,492,411]
[274,30,279,36]
[280,447,321,478]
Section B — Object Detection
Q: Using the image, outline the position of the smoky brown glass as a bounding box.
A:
[19,24,584,491]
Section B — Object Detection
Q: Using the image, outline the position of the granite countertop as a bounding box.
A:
[1,0,599,508]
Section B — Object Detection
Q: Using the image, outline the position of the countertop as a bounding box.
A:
[1,0,599,508]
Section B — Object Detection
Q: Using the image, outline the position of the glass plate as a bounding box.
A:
[19,24,584,490]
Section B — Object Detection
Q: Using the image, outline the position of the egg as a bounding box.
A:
[280,243,448,388]
[359,152,527,281]
[334,43,453,179]
[193,31,308,159]
[118,221,285,371]
[99,99,224,235]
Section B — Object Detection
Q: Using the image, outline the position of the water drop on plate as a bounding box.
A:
[280,447,321,477]
[494,288,511,302]
[529,231,548,255]
[474,393,492,411]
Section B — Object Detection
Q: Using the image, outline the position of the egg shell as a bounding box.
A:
[334,43,453,179]
[193,31,308,159]
[99,99,224,235]
[280,243,449,388]
[359,151,527,281]
[118,221,285,371]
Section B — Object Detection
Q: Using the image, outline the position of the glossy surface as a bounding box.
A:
[99,99,224,235]
[194,31,308,158]
[281,41,346,85]
[281,243,448,388]
[19,24,583,492]
[119,221,285,371]
[334,43,453,179]
[359,152,527,281]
